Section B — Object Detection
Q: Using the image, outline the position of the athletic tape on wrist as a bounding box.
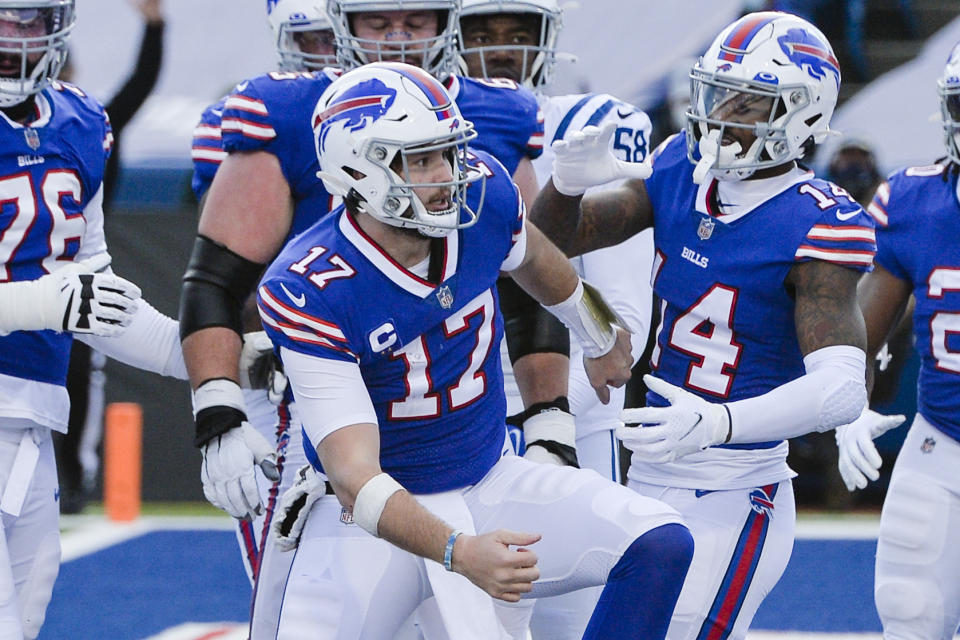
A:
[353,472,404,537]
[444,529,463,572]
[544,279,623,358]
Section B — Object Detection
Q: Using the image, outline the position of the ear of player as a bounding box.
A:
[550,121,652,196]
[835,409,907,491]
[618,374,732,463]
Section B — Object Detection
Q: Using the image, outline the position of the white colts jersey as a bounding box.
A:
[502,93,655,436]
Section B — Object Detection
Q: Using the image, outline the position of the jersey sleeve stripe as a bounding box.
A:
[224,95,269,116]
[806,225,876,242]
[526,131,544,148]
[191,148,227,163]
[866,201,888,227]
[193,125,222,140]
[221,118,277,141]
[584,99,616,128]
[258,309,356,358]
[794,245,875,266]
[259,286,347,341]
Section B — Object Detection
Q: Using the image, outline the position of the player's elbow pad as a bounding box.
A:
[805,346,868,432]
[179,235,265,341]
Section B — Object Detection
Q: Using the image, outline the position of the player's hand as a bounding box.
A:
[238,331,288,404]
[551,121,652,196]
[583,328,633,405]
[451,530,541,603]
[194,380,279,520]
[47,255,141,336]
[618,374,729,463]
[273,464,326,551]
[509,398,579,467]
[835,409,906,491]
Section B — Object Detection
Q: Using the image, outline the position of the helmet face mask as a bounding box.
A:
[267,0,337,71]
[685,11,840,182]
[313,62,485,237]
[938,41,960,166]
[0,0,74,107]
[326,0,459,78]
[458,0,562,91]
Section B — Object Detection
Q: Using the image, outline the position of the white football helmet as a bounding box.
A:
[267,0,337,71]
[0,0,74,107]
[313,62,485,237]
[938,41,960,166]
[325,0,459,77]
[686,11,841,182]
[458,0,562,91]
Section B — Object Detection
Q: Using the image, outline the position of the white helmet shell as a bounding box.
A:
[266,0,336,71]
[326,0,460,78]
[458,0,562,91]
[0,0,74,107]
[938,40,960,166]
[313,62,485,237]
[686,11,841,181]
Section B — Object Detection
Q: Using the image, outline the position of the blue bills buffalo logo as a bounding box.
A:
[778,28,841,87]
[748,487,775,517]
[314,78,398,153]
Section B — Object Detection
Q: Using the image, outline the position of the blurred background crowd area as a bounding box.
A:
[76,0,959,510]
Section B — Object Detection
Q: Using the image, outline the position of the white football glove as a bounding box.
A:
[515,400,579,467]
[194,379,279,520]
[835,409,906,491]
[201,422,279,521]
[238,331,288,405]
[551,121,652,196]
[273,464,327,552]
[0,254,141,337]
[617,374,730,463]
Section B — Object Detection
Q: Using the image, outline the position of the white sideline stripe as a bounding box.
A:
[60,515,235,562]
[142,622,246,639]
[747,634,883,639]
[794,516,880,540]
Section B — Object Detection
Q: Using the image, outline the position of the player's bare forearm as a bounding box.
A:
[528,178,652,257]
[858,263,912,362]
[510,221,579,305]
[789,259,867,355]
[182,327,243,390]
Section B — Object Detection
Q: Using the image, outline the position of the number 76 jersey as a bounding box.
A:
[632,133,876,490]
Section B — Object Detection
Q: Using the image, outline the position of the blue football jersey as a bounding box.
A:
[445,75,543,175]
[868,164,960,441]
[0,82,112,385]
[644,134,876,444]
[258,150,524,493]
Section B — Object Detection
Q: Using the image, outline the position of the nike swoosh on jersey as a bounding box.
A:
[235,81,249,92]
[616,108,634,119]
[210,109,223,117]
[835,209,860,221]
[280,283,306,308]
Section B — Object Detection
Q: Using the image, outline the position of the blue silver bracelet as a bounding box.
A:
[443,529,463,572]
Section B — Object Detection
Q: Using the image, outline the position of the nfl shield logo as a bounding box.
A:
[697,217,715,240]
[921,437,936,453]
[340,507,355,525]
[24,128,39,150]
[436,285,454,309]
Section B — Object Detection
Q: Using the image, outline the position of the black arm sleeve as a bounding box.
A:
[179,235,265,341]
[103,21,165,208]
[498,276,570,364]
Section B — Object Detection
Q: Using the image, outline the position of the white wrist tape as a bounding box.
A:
[353,472,404,537]
[0,278,56,335]
[192,378,246,416]
[726,345,867,444]
[544,279,623,358]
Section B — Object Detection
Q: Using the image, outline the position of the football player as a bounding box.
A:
[0,2,186,637]
[530,12,875,639]
[834,40,960,639]
[258,61,693,640]
[458,1,655,636]
[180,1,550,636]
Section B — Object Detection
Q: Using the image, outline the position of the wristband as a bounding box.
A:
[353,472,404,537]
[444,529,463,572]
